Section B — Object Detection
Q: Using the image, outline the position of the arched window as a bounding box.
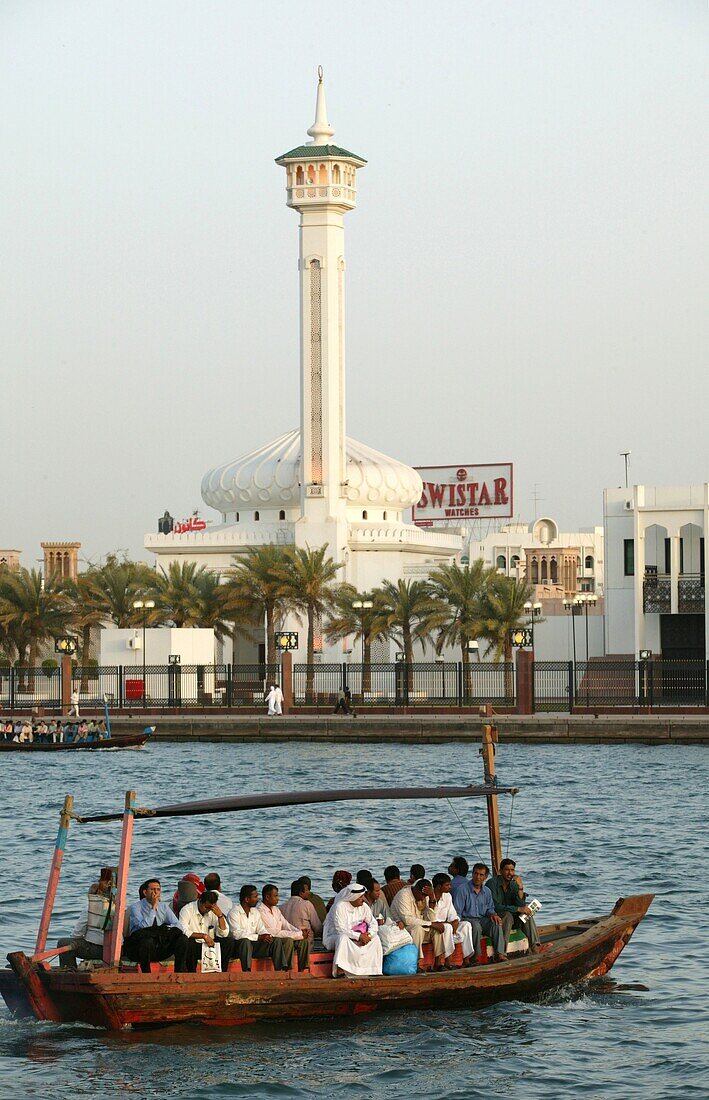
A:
[333,164,340,183]
[550,557,558,583]
[306,164,315,184]
[295,166,304,185]
[318,164,327,184]
[254,511,260,521]
[496,555,506,570]
[362,510,368,520]
[541,558,548,582]
[531,559,539,584]
[279,510,285,521]
[511,555,520,569]
[585,555,594,570]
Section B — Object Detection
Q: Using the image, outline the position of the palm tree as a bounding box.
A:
[325,585,382,693]
[193,569,231,646]
[87,555,155,628]
[479,574,533,699]
[370,579,444,665]
[67,568,111,691]
[222,545,293,667]
[428,559,493,696]
[277,545,342,699]
[0,567,72,687]
[148,561,212,628]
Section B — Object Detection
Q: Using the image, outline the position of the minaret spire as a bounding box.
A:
[306,66,335,146]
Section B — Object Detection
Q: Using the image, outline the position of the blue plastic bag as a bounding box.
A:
[382,943,419,976]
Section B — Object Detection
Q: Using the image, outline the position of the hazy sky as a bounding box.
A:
[1,1,706,566]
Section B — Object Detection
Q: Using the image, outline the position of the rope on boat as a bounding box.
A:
[445,798,488,866]
[505,791,516,857]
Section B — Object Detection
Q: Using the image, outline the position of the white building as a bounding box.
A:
[145,74,461,661]
[604,484,707,659]
[469,517,604,597]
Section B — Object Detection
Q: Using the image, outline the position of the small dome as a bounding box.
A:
[201,429,422,513]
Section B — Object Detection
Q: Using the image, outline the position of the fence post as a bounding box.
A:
[118,665,124,710]
[341,663,347,692]
[404,663,409,708]
[457,662,463,707]
[568,660,574,714]
[281,652,293,714]
[9,666,14,713]
[226,664,233,708]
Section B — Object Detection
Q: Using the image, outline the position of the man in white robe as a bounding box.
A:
[329,884,383,978]
[390,879,446,964]
[265,684,284,716]
[430,873,475,967]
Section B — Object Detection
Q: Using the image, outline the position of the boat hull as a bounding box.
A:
[1,895,653,1030]
[0,734,150,752]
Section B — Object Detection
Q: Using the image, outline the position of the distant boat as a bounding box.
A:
[0,729,152,753]
[0,726,652,1030]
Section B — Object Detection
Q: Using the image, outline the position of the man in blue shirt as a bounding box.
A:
[448,856,474,920]
[123,878,190,972]
[468,862,507,962]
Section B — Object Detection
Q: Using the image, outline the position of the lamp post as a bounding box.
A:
[578,593,597,662]
[523,600,543,653]
[55,635,78,715]
[352,599,374,697]
[563,596,582,676]
[132,600,155,709]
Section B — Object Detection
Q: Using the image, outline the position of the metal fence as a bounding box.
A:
[534,659,708,711]
[0,666,62,710]
[292,662,516,708]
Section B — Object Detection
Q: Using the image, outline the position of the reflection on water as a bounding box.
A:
[0,741,707,1099]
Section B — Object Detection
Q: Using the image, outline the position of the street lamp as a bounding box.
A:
[523,600,543,653]
[132,599,156,708]
[563,597,582,670]
[577,593,598,662]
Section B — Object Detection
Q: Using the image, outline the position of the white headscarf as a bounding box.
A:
[322,883,367,949]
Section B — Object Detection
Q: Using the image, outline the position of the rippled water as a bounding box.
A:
[0,741,707,1099]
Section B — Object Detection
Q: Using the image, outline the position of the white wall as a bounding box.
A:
[100,628,216,666]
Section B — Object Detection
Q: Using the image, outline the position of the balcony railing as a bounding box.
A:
[678,574,705,613]
[643,572,671,614]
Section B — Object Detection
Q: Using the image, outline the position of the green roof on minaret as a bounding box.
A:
[275,70,366,166]
[276,143,366,164]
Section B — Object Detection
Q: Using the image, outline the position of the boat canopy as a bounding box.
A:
[79,783,519,824]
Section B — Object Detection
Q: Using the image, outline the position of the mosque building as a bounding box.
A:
[145,72,461,662]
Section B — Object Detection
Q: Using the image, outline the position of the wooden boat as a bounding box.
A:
[0,726,653,1030]
[0,730,152,753]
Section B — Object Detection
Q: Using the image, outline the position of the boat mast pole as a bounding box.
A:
[104,789,136,967]
[35,794,74,955]
[480,724,503,875]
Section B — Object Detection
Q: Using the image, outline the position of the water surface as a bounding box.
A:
[0,741,706,1099]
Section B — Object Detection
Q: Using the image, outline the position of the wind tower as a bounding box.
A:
[276,69,366,550]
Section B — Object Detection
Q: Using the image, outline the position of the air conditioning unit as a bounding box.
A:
[623,500,633,512]
[127,633,142,650]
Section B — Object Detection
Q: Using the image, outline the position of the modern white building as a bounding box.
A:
[145,74,461,661]
[604,484,707,660]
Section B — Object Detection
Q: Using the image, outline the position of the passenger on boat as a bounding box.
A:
[227,885,293,971]
[279,877,324,938]
[19,720,33,743]
[464,862,507,962]
[49,720,63,743]
[430,872,476,968]
[203,872,234,916]
[488,858,543,954]
[179,890,236,972]
[97,719,109,740]
[171,873,205,916]
[328,883,383,978]
[123,879,190,973]
[364,880,392,925]
[382,865,406,906]
[56,868,115,970]
[325,870,352,913]
[2,720,12,740]
[35,720,49,741]
[258,884,311,971]
[298,875,327,923]
[389,879,446,964]
[407,863,425,884]
[448,856,473,918]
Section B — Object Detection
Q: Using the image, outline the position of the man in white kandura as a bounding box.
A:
[265,683,284,716]
[329,883,383,978]
[430,873,476,968]
[390,878,446,965]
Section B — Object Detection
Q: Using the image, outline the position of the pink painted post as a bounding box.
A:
[104,790,136,967]
[35,795,74,955]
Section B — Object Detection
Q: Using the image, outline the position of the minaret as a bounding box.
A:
[276,70,366,535]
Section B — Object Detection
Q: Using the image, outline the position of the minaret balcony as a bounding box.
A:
[286,183,357,210]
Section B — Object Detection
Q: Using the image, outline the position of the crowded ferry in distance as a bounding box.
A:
[0,726,653,1029]
[0,697,153,751]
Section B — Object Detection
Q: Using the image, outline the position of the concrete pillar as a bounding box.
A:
[281,651,293,715]
[516,649,534,715]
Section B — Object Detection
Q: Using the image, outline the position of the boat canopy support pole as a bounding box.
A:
[105,789,135,967]
[35,794,74,955]
[481,725,503,875]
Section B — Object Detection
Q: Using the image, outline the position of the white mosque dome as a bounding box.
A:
[201,429,423,512]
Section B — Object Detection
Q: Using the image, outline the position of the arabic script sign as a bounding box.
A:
[173,515,208,534]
